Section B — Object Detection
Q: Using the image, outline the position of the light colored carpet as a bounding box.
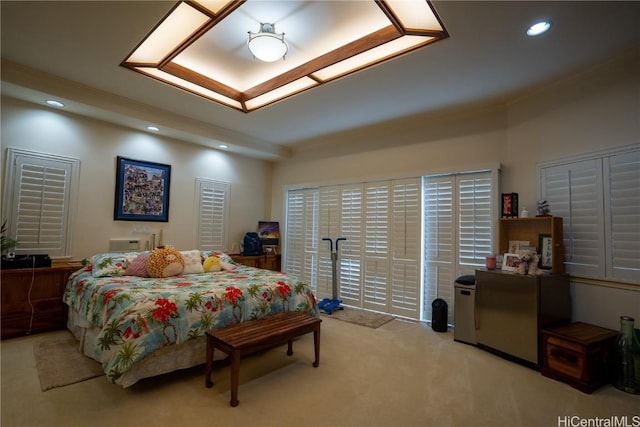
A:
[33,338,104,391]
[321,307,394,328]
[4,320,639,426]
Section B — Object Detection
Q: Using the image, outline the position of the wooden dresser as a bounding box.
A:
[541,322,618,393]
[1,263,82,339]
[230,254,281,272]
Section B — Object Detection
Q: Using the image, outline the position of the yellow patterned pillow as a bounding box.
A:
[146,246,184,278]
[203,255,222,272]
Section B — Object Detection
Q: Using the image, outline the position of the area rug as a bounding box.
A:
[33,338,104,391]
[321,307,394,329]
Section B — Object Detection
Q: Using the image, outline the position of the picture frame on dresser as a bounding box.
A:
[538,234,553,269]
[502,253,521,272]
[114,156,171,222]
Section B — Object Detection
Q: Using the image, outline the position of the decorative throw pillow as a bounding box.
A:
[201,250,236,266]
[203,255,222,272]
[146,246,184,278]
[124,253,150,277]
[180,250,205,274]
[92,252,142,277]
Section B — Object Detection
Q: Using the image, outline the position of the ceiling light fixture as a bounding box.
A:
[247,23,288,62]
[527,21,551,36]
[122,1,448,113]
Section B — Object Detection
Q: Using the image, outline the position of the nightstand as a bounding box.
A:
[1,264,82,339]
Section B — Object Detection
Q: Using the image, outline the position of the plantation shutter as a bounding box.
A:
[605,151,640,282]
[458,173,493,273]
[317,186,341,299]
[284,188,319,292]
[423,171,495,322]
[362,182,390,311]
[539,145,639,283]
[4,149,79,257]
[195,178,229,251]
[423,176,455,321]
[541,159,604,278]
[339,184,363,306]
[390,178,421,318]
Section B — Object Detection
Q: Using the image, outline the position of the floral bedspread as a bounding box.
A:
[63,265,318,383]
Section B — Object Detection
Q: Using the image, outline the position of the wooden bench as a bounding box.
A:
[205,311,321,407]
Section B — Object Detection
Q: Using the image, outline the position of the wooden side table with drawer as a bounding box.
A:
[541,322,618,394]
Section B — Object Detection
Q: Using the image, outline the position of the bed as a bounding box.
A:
[62,249,318,387]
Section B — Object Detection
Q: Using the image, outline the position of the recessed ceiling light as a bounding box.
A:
[45,99,64,108]
[146,126,160,132]
[527,21,551,37]
[219,144,229,149]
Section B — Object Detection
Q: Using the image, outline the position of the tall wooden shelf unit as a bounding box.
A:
[499,216,564,274]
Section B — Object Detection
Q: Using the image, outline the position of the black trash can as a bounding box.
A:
[431,298,448,332]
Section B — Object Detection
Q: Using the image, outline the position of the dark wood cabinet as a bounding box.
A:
[1,264,81,339]
[541,322,618,393]
[230,254,281,272]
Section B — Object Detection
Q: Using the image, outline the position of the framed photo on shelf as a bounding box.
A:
[114,156,171,222]
[501,193,519,218]
[502,253,522,272]
[538,234,553,270]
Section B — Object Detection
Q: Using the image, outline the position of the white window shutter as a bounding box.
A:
[606,151,640,282]
[317,186,341,299]
[284,188,319,292]
[423,171,495,322]
[363,182,390,310]
[458,173,493,272]
[339,184,363,306]
[541,159,604,278]
[4,149,79,257]
[195,178,229,251]
[390,178,421,318]
[284,190,305,279]
[423,176,455,320]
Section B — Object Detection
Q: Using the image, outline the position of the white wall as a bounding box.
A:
[1,97,273,259]
[270,49,640,330]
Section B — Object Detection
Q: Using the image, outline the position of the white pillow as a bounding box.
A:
[180,250,205,274]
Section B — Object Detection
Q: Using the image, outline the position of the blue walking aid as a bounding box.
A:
[317,237,347,314]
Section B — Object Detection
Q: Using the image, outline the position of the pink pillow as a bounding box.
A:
[124,253,150,277]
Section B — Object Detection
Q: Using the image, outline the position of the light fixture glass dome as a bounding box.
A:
[527,21,551,36]
[248,23,288,62]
